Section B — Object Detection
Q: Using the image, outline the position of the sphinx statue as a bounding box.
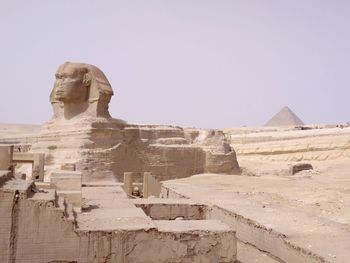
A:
[30,62,127,182]
[49,62,115,121]
[28,62,239,183]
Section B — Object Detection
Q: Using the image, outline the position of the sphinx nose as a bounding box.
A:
[55,85,64,92]
[55,79,63,86]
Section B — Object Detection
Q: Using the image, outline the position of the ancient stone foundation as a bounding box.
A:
[0,175,237,263]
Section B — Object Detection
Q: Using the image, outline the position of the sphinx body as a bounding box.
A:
[29,62,239,183]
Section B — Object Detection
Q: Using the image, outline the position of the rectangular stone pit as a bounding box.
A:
[131,220,237,263]
[102,220,237,263]
[133,198,206,220]
[131,198,237,262]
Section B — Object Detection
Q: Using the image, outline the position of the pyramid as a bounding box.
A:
[265,106,304,127]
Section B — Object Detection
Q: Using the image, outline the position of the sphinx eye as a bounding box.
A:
[55,74,61,79]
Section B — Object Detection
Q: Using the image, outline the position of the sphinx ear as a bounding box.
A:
[82,73,91,87]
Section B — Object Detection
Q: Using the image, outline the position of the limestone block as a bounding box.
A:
[123,172,134,196]
[289,163,313,175]
[133,198,206,220]
[50,170,82,191]
[34,182,51,190]
[0,145,13,171]
[145,144,206,181]
[56,190,82,208]
[128,126,185,141]
[61,163,76,171]
[205,151,240,174]
[155,137,189,145]
[152,220,236,263]
[143,172,161,198]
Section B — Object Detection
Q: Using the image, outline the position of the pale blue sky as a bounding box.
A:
[0,0,349,128]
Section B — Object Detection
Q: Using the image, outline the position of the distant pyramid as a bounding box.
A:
[265,106,304,127]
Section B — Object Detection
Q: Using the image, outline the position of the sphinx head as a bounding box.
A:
[54,63,90,103]
[50,62,114,119]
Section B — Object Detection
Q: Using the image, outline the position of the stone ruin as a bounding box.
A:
[0,62,239,262]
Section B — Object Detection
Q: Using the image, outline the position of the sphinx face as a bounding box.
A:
[54,64,87,103]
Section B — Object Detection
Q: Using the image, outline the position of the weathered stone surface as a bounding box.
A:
[123,172,134,196]
[61,163,76,171]
[0,145,13,171]
[226,126,350,162]
[50,62,115,120]
[133,198,207,220]
[50,170,82,191]
[0,179,237,262]
[143,172,161,198]
[194,129,240,174]
[13,152,44,180]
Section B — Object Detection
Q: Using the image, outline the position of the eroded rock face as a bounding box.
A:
[30,62,239,182]
[194,130,239,174]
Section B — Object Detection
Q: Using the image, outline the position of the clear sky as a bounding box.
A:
[0,0,349,129]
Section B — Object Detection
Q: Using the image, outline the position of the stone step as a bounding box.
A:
[29,188,77,224]
[56,194,77,222]
[50,170,82,191]
[56,190,82,210]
